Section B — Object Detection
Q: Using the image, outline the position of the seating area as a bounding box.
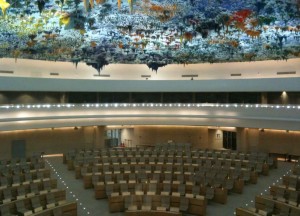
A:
[236,162,300,216]
[0,156,77,216]
[63,144,277,216]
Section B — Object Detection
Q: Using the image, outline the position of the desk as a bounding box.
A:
[125,210,182,216]
[109,194,206,216]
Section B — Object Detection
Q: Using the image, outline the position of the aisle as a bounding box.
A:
[45,156,123,216]
[206,161,294,215]
[45,156,294,216]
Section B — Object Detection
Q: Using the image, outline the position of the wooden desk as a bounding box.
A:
[255,195,300,215]
[108,194,206,216]
[31,201,77,216]
[125,210,182,216]
[236,207,260,216]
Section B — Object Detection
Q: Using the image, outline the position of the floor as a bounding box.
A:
[44,156,294,216]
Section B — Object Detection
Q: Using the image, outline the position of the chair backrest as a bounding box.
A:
[178,184,185,195]
[46,193,56,204]
[15,200,25,210]
[161,196,170,208]
[135,183,143,192]
[105,184,113,196]
[163,183,171,192]
[192,186,200,195]
[143,195,152,206]
[179,197,189,211]
[120,183,128,192]
[30,183,39,193]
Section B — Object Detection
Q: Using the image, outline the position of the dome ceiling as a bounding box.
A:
[0,0,299,72]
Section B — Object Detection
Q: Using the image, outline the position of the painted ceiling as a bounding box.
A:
[0,0,299,72]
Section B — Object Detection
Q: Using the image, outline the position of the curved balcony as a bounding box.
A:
[0,103,299,131]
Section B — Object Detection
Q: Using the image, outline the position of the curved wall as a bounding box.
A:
[0,103,299,131]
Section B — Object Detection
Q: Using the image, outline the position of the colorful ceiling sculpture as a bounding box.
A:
[0,0,299,72]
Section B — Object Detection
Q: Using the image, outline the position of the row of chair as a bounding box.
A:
[236,172,300,216]
[0,190,73,216]
[1,179,58,204]
[0,169,51,188]
[0,163,45,177]
[270,185,300,206]
[0,156,43,166]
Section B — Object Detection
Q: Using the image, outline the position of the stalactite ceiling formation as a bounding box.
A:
[0,0,299,72]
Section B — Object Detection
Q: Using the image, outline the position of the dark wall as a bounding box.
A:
[1,91,299,105]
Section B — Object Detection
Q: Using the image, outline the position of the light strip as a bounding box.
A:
[0,103,299,110]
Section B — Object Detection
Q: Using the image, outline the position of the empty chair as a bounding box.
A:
[138,157,146,165]
[121,158,128,165]
[102,165,112,174]
[128,173,136,184]
[24,173,33,184]
[147,183,157,195]
[80,166,88,176]
[288,177,298,190]
[242,170,251,183]
[175,158,183,165]
[288,190,299,206]
[163,173,172,184]
[157,157,164,165]
[161,184,171,195]
[275,187,286,202]
[36,171,45,180]
[205,187,214,201]
[46,193,57,208]
[224,178,234,192]
[0,177,9,188]
[102,158,110,165]
[145,165,152,174]
[120,183,130,195]
[165,165,173,174]
[192,185,201,196]
[256,163,263,174]
[104,175,114,185]
[31,196,43,213]
[92,166,101,174]
[3,188,13,203]
[0,204,17,216]
[17,186,26,199]
[135,165,143,174]
[184,158,192,165]
[113,165,121,174]
[154,165,162,174]
[185,166,195,175]
[43,180,52,192]
[111,158,119,165]
[15,200,33,216]
[178,184,186,196]
[141,195,152,211]
[105,184,114,197]
[175,166,184,175]
[116,174,126,184]
[130,158,137,165]
[151,173,160,183]
[174,174,184,184]
[124,165,131,174]
[12,175,21,187]
[29,183,39,196]
[125,195,137,211]
[179,197,189,212]
[166,158,173,165]
[137,172,148,183]
[135,183,143,195]
[263,199,275,215]
[158,196,170,211]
